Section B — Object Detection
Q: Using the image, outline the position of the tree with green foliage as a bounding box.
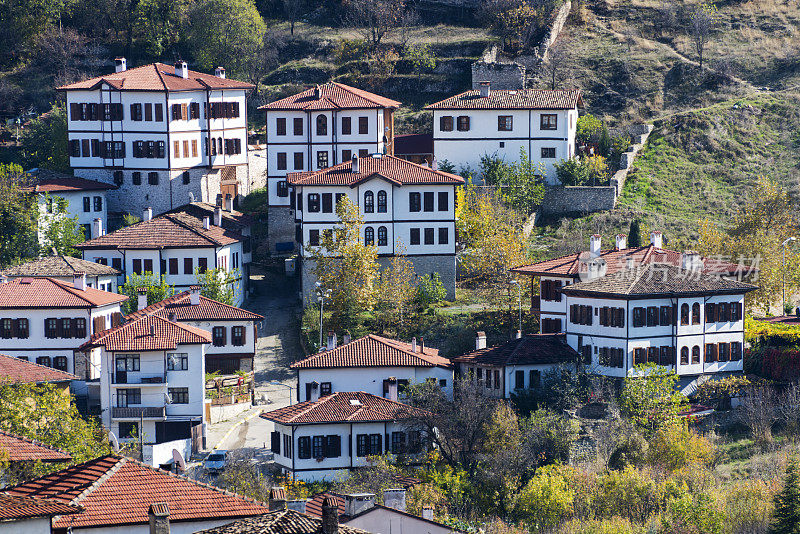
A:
[771,456,800,534]
[196,267,238,305]
[689,2,719,69]
[576,113,603,144]
[21,103,70,172]
[480,149,545,214]
[553,157,590,186]
[628,219,643,247]
[376,246,417,331]
[0,164,39,267]
[405,44,437,81]
[38,194,84,257]
[134,0,190,56]
[120,272,173,314]
[416,273,447,308]
[620,363,687,436]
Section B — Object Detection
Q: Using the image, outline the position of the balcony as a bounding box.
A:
[112,406,166,419]
[112,374,166,385]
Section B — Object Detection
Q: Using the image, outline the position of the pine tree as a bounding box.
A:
[771,456,800,534]
[628,219,642,248]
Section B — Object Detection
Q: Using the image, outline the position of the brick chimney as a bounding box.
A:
[115,57,127,73]
[269,487,287,512]
[137,287,148,311]
[214,66,226,79]
[475,331,486,350]
[148,503,170,534]
[314,85,322,99]
[203,216,210,229]
[322,496,339,534]
[175,61,188,79]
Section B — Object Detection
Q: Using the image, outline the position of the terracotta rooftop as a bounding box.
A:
[126,290,263,322]
[81,314,212,352]
[0,494,82,521]
[304,482,420,519]
[260,82,400,111]
[4,455,270,529]
[21,169,116,193]
[452,333,579,366]
[425,88,583,110]
[195,509,369,534]
[394,133,433,156]
[77,210,244,250]
[0,277,127,309]
[287,154,464,187]
[0,353,78,385]
[261,392,429,426]
[561,263,758,298]
[291,334,450,369]
[165,201,254,228]
[58,62,254,92]
[511,244,749,278]
[0,430,72,462]
[2,254,120,278]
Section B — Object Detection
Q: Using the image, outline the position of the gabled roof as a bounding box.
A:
[126,290,263,322]
[0,277,127,309]
[287,154,464,187]
[81,314,212,352]
[261,392,429,425]
[164,201,253,228]
[511,244,747,278]
[4,455,270,529]
[2,255,120,278]
[452,333,579,366]
[291,334,450,369]
[21,169,116,193]
[0,430,72,462]
[0,494,82,521]
[0,353,78,385]
[58,62,254,92]
[425,88,583,110]
[195,510,369,534]
[259,82,400,111]
[561,263,758,298]
[77,210,244,250]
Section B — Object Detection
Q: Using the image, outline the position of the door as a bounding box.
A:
[115,357,128,384]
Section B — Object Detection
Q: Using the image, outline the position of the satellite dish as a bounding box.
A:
[172,449,186,472]
[108,431,120,452]
[188,191,195,202]
[164,393,173,404]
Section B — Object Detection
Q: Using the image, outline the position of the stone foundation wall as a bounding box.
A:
[541,185,618,216]
[471,60,526,90]
[268,207,296,255]
[246,147,267,193]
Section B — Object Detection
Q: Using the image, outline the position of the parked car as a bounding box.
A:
[204,450,227,474]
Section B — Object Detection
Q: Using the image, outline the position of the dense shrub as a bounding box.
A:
[514,464,575,529]
[609,433,649,471]
[647,425,716,472]
[591,467,661,523]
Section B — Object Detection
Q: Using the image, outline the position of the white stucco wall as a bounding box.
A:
[296,366,453,400]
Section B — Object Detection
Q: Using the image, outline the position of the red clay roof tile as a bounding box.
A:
[0,430,72,462]
[452,333,579,366]
[126,291,263,322]
[0,493,82,520]
[2,255,120,277]
[0,353,78,384]
[287,154,463,187]
[58,63,254,92]
[22,169,115,193]
[82,314,211,352]
[425,88,583,110]
[260,392,429,425]
[260,82,400,111]
[0,277,127,308]
[290,334,450,369]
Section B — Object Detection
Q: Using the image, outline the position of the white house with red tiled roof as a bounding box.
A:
[59,60,255,217]
[81,309,212,448]
[288,153,464,300]
[0,494,83,534]
[2,253,120,293]
[261,391,430,482]
[291,334,453,401]
[3,454,270,533]
[259,82,401,253]
[425,84,583,183]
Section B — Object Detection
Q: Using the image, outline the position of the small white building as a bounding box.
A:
[288,154,464,301]
[22,168,113,242]
[76,203,251,306]
[0,495,82,534]
[59,59,254,216]
[262,391,430,482]
[291,334,453,401]
[82,310,211,446]
[452,332,580,398]
[2,253,120,293]
[425,83,583,183]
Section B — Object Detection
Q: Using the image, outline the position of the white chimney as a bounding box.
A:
[343,333,351,345]
[352,155,359,173]
[344,494,376,518]
[189,285,201,305]
[314,85,322,99]
[589,234,602,255]
[137,287,148,311]
[681,250,703,272]
[0,275,6,284]
[585,258,608,281]
[115,57,127,73]
[327,331,337,350]
[475,331,487,350]
[422,507,434,521]
[203,217,210,230]
[175,61,188,79]
[73,271,86,291]
[410,337,417,353]
[92,218,103,239]
[387,377,398,402]
[143,207,152,222]
[309,381,320,402]
[479,81,491,98]
[516,330,522,339]
[224,195,233,212]
[650,231,663,249]
[615,233,627,251]
[214,207,222,226]
[383,489,406,512]
[214,66,226,79]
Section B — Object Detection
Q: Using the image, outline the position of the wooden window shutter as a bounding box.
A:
[93,316,104,335]
[112,312,123,327]
[241,326,246,344]
[181,103,188,120]
[56,318,64,338]
[172,104,180,120]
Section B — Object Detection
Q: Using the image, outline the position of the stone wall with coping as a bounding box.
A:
[267,207,296,255]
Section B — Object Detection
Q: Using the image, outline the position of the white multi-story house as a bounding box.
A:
[0,275,126,381]
[76,203,251,306]
[262,391,430,482]
[23,168,113,242]
[425,83,583,183]
[260,82,401,253]
[291,334,454,401]
[127,286,263,374]
[58,59,254,216]
[81,309,212,446]
[2,254,120,293]
[288,154,464,300]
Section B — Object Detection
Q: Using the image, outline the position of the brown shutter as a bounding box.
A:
[56,319,64,338]
[112,312,123,327]
[241,326,246,345]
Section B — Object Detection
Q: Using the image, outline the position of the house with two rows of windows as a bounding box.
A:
[260,82,401,254]
[2,253,120,293]
[288,154,463,300]
[59,59,255,216]
[262,391,429,482]
[425,83,583,182]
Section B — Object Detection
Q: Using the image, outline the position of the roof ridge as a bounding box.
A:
[0,352,77,381]
[164,213,220,245]
[70,456,126,506]
[0,429,71,457]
